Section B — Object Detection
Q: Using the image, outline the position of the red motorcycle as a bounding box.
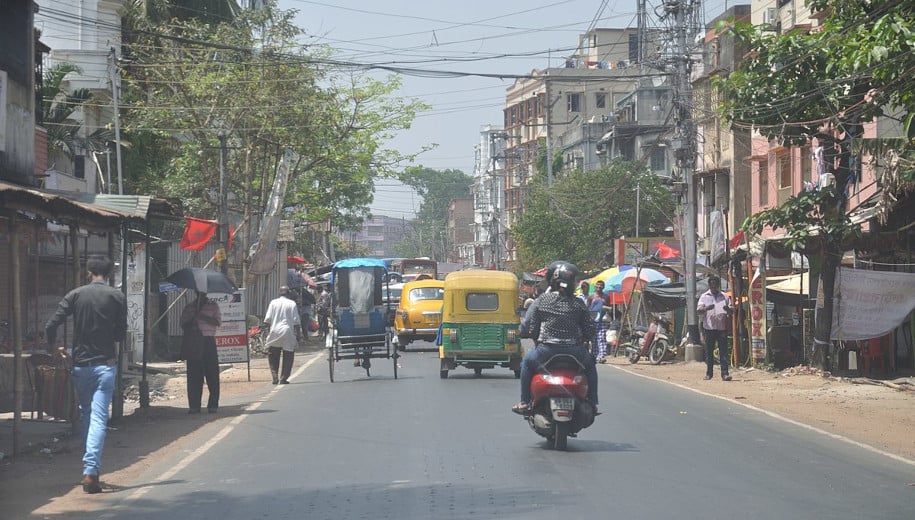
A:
[523,353,597,450]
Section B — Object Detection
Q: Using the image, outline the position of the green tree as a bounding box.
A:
[395,166,472,260]
[721,0,915,369]
[120,1,426,241]
[511,160,671,271]
[41,64,113,164]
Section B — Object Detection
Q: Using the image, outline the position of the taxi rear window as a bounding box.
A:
[466,292,498,311]
[409,287,444,302]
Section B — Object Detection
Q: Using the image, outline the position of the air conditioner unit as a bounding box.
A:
[762,7,777,26]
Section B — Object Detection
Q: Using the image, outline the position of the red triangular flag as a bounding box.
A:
[729,230,745,250]
[180,217,218,250]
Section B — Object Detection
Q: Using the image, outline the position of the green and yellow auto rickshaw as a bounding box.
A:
[438,270,522,379]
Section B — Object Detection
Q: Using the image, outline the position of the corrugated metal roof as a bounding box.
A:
[0,181,183,228]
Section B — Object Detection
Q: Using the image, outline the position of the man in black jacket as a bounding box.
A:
[46,255,126,494]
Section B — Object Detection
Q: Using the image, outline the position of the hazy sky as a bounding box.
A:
[280,0,736,218]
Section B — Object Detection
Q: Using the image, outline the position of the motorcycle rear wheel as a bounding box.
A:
[649,340,668,365]
[552,422,569,450]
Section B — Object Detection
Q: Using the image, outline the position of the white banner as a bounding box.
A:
[831,268,915,341]
[247,151,292,274]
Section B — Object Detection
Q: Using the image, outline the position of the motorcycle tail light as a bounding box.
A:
[542,375,563,384]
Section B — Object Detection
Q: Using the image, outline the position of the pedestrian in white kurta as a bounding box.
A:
[264,286,301,384]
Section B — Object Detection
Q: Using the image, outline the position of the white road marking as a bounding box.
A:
[100,352,325,515]
[609,364,915,467]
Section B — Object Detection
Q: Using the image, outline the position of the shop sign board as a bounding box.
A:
[207,289,249,364]
[749,270,767,363]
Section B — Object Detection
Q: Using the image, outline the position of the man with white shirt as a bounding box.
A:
[264,286,302,384]
[697,276,733,381]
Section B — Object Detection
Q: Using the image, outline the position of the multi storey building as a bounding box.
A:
[446,198,474,264]
[692,4,753,261]
[501,28,645,263]
[34,0,124,192]
[463,125,507,268]
[339,215,413,259]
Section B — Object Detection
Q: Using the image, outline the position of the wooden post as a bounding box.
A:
[9,213,23,456]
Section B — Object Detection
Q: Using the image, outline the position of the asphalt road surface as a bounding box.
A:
[93,340,913,519]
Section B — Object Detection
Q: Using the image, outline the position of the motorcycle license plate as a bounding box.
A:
[550,397,575,411]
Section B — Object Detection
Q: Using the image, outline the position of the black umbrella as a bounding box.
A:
[165,267,237,294]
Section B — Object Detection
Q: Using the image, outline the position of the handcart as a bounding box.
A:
[327,258,398,381]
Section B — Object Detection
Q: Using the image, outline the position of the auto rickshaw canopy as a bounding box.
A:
[442,270,519,324]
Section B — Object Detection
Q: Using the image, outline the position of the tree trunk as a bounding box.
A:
[812,242,841,371]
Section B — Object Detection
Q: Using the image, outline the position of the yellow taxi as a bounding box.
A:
[393,278,445,350]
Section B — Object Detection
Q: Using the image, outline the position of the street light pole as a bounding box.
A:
[217,130,229,274]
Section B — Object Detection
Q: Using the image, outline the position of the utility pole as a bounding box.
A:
[217,130,229,274]
[108,48,124,195]
[667,1,702,348]
[545,80,554,188]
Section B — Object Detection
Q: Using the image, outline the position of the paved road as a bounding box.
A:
[93,340,913,519]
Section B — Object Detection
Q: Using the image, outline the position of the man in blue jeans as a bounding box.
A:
[46,255,127,494]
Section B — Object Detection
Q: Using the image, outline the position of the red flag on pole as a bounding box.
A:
[180,217,218,250]
[656,242,680,260]
[729,230,745,250]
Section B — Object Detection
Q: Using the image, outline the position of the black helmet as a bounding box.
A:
[548,261,579,295]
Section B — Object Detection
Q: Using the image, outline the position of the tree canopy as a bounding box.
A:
[510,160,671,272]
[120,1,427,233]
[394,166,472,260]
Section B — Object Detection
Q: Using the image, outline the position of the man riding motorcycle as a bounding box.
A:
[513,261,599,415]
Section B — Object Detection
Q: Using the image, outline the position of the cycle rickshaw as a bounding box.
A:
[327,258,398,381]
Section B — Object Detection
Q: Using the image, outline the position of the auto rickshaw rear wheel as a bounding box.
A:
[439,369,449,379]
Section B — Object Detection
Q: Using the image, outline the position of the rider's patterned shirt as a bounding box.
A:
[520,291,595,346]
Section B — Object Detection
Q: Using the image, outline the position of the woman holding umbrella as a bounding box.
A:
[179,291,222,413]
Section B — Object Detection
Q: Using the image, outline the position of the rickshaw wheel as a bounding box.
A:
[439,369,449,379]
[328,351,335,383]
[393,354,398,379]
[473,367,483,377]
[513,369,521,379]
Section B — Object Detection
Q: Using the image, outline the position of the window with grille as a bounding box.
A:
[596,93,606,109]
[758,160,769,206]
[567,93,581,113]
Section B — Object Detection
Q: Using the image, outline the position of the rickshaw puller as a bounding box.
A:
[513,261,598,414]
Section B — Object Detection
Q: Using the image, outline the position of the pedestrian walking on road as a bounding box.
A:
[587,280,608,360]
[264,286,302,384]
[45,255,127,494]
[698,275,733,381]
[180,291,222,413]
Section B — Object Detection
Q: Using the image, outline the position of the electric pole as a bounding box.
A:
[217,130,229,274]
[666,1,702,346]
[108,48,124,195]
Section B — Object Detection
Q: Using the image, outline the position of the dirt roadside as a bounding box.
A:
[2,347,914,519]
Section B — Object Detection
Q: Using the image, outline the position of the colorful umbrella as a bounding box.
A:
[576,265,634,296]
[604,267,670,304]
